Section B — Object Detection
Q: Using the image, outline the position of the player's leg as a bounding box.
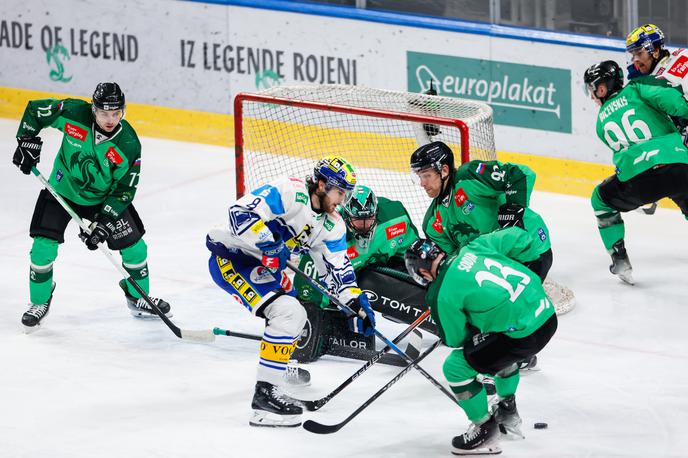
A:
[24,189,72,331]
[108,205,171,317]
[443,349,501,455]
[207,251,307,427]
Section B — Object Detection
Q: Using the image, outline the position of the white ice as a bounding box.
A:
[1,118,687,458]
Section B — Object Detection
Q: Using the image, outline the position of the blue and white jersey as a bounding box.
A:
[208,176,361,304]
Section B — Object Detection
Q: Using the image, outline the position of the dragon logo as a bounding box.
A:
[68,152,100,194]
[46,43,73,83]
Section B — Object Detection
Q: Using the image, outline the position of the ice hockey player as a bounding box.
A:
[405,228,558,455]
[410,141,552,281]
[584,60,688,284]
[205,156,375,427]
[293,184,423,362]
[12,82,171,332]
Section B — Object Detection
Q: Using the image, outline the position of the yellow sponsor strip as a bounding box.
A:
[259,340,297,365]
[1,86,676,208]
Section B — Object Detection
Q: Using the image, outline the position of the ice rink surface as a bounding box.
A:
[1,118,687,457]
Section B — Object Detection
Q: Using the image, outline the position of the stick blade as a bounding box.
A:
[302,419,344,434]
[181,329,216,342]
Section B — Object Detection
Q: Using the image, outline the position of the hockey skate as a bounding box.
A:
[284,360,311,387]
[517,355,539,371]
[609,241,634,285]
[452,414,501,455]
[249,381,303,427]
[495,395,524,439]
[118,280,172,318]
[21,282,56,333]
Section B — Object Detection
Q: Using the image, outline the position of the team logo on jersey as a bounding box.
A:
[668,55,688,78]
[250,266,275,284]
[454,188,468,207]
[64,123,87,141]
[295,192,308,205]
[537,227,547,241]
[55,169,63,182]
[461,201,475,215]
[432,210,444,233]
[105,147,124,165]
[347,245,359,260]
[475,163,486,174]
[385,221,407,239]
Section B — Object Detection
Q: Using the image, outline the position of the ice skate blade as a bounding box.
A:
[128,309,174,319]
[22,323,43,334]
[613,272,634,285]
[451,444,502,455]
[249,410,301,428]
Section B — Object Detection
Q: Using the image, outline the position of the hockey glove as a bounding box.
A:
[498,203,525,229]
[256,235,290,275]
[13,136,43,175]
[80,215,116,250]
[346,293,376,337]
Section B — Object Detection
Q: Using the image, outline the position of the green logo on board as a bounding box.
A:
[407,51,571,133]
[46,43,73,83]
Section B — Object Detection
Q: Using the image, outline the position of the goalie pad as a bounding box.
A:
[543,278,576,315]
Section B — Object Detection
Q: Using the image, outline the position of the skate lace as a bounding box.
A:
[463,423,482,442]
[25,303,49,319]
[270,386,293,407]
[135,297,161,310]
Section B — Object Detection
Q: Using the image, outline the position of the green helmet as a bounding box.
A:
[342,185,378,238]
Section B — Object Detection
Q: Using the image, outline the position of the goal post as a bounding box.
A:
[233,85,496,227]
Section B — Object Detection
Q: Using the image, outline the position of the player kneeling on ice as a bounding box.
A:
[12,82,171,332]
[584,60,688,284]
[293,184,429,364]
[205,156,375,427]
[405,228,557,455]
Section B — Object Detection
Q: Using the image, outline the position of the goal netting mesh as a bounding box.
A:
[234,85,496,228]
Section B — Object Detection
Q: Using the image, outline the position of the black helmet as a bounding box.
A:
[583,61,623,104]
[404,238,444,286]
[410,141,455,175]
[92,82,125,111]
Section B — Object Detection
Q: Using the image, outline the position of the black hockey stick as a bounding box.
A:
[212,327,262,341]
[280,258,458,406]
[297,309,430,412]
[303,338,443,434]
[32,167,215,343]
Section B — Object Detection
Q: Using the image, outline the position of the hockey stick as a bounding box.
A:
[280,258,458,406]
[297,309,430,412]
[303,338,443,434]
[31,167,215,343]
[212,327,262,341]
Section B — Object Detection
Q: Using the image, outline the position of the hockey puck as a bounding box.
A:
[534,422,548,429]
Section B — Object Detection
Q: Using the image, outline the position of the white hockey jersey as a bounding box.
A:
[208,176,361,304]
[654,48,688,99]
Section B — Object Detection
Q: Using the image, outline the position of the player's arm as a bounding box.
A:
[422,204,458,256]
[636,76,688,118]
[12,98,66,174]
[311,220,375,336]
[467,227,541,264]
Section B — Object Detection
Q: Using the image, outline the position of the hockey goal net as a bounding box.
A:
[234,85,495,227]
[233,85,574,315]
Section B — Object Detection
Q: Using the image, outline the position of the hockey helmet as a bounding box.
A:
[311,156,357,195]
[404,238,444,286]
[342,185,379,238]
[583,60,624,103]
[92,82,125,111]
[626,24,665,54]
[410,141,455,175]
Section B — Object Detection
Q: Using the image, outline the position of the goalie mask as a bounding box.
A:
[342,185,379,244]
[405,238,443,286]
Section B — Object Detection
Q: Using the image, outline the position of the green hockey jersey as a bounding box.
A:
[422,161,551,258]
[17,98,141,220]
[425,227,554,348]
[295,196,419,307]
[594,76,688,181]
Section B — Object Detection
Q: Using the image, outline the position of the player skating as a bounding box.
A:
[584,60,688,284]
[205,156,375,427]
[410,141,552,281]
[405,228,558,455]
[12,82,171,332]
